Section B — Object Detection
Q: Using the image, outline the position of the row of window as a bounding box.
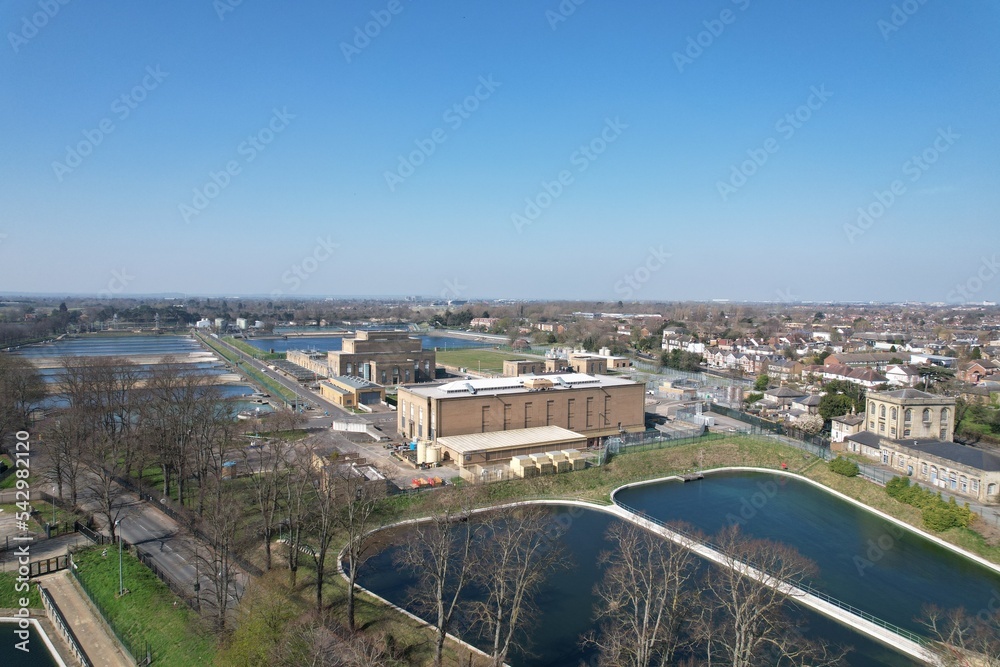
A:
[870,403,949,424]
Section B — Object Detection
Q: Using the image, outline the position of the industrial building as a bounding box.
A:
[319,375,385,409]
[397,372,645,449]
[327,330,436,386]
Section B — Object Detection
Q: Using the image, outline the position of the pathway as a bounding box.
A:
[37,570,131,667]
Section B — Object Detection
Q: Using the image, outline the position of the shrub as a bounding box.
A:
[828,457,859,477]
[886,477,976,531]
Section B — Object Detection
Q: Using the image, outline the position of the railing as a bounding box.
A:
[613,501,928,648]
[69,553,152,665]
[28,555,68,578]
[38,583,93,667]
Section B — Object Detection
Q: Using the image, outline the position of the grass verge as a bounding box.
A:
[435,349,533,374]
[0,572,41,608]
[72,546,216,666]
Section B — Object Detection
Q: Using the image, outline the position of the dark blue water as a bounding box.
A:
[0,624,59,666]
[358,506,917,666]
[614,471,1000,637]
[243,334,492,353]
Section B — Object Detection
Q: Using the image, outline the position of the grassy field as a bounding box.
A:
[0,571,41,608]
[72,546,216,666]
[196,333,298,403]
[225,337,286,361]
[436,349,536,374]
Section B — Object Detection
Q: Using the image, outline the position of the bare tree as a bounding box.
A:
[330,460,390,631]
[470,505,565,667]
[241,410,298,571]
[0,354,44,444]
[282,444,317,588]
[193,483,249,631]
[923,605,1000,667]
[38,406,89,506]
[587,521,698,667]
[395,489,480,667]
[695,525,845,667]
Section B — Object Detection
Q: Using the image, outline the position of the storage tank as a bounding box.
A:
[416,440,427,464]
[427,445,442,464]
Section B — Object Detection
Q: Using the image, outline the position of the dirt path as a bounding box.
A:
[36,570,132,667]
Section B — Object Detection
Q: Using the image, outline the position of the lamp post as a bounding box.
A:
[115,519,124,596]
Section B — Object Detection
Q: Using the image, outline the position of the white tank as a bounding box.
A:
[427,445,442,464]
[416,440,427,464]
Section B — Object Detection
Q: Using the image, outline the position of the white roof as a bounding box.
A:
[436,426,586,454]
[411,373,638,399]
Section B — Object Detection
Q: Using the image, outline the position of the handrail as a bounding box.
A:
[613,501,928,646]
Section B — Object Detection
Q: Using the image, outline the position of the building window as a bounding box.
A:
[879,422,885,433]
[949,473,957,490]
[405,369,410,382]
[941,408,949,423]
[923,408,932,422]
[990,483,998,497]
[880,405,886,418]
[921,463,927,476]
[961,476,968,493]
[869,420,875,429]
[890,407,897,420]
[940,427,947,440]
[890,427,896,437]
[930,467,938,484]
[869,401,875,414]
[346,363,353,375]
[904,409,912,423]
[381,371,387,384]
[904,428,911,437]
[972,479,980,493]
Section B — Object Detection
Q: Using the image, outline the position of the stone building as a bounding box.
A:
[327,330,435,385]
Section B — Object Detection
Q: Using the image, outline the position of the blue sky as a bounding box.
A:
[1,0,998,303]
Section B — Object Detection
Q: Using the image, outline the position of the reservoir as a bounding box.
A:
[242,333,493,354]
[614,470,1000,636]
[357,505,918,666]
[0,623,59,666]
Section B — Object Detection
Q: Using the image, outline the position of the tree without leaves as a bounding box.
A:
[694,525,845,667]
[38,405,89,506]
[394,489,481,667]
[0,354,45,444]
[469,506,566,667]
[587,521,698,667]
[922,604,1000,667]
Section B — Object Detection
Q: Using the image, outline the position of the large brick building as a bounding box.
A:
[397,373,645,447]
[865,388,955,442]
[327,330,435,386]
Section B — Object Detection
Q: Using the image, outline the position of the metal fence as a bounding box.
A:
[614,501,928,647]
[69,552,152,666]
[38,583,92,667]
[708,404,833,450]
[28,555,68,578]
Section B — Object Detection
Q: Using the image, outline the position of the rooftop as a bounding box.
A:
[328,375,382,390]
[436,426,586,454]
[897,439,1000,472]
[404,373,639,399]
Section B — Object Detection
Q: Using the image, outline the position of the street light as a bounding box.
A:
[115,519,124,597]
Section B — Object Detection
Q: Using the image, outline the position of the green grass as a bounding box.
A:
[72,546,216,666]
[196,333,298,403]
[225,336,286,361]
[436,348,535,374]
[0,572,41,609]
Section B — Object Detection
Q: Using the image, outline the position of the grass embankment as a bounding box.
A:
[0,572,41,609]
[196,333,298,403]
[72,546,216,666]
[805,464,1000,564]
[436,349,535,374]
[224,337,286,362]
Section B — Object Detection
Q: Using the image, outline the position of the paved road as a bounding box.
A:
[37,570,132,667]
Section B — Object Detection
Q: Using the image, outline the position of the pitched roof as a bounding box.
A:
[880,388,936,400]
[846,431,882,449]
[899,439,1000,473]
[765,386,808,398]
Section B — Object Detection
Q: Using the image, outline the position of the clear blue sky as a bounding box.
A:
[2,0,998,303]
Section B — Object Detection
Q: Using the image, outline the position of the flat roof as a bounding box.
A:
[404,372,639,400]
[330,375,381,390]
[436,426,586,454]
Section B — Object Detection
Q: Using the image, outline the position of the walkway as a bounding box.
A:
[37,571,131,667]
